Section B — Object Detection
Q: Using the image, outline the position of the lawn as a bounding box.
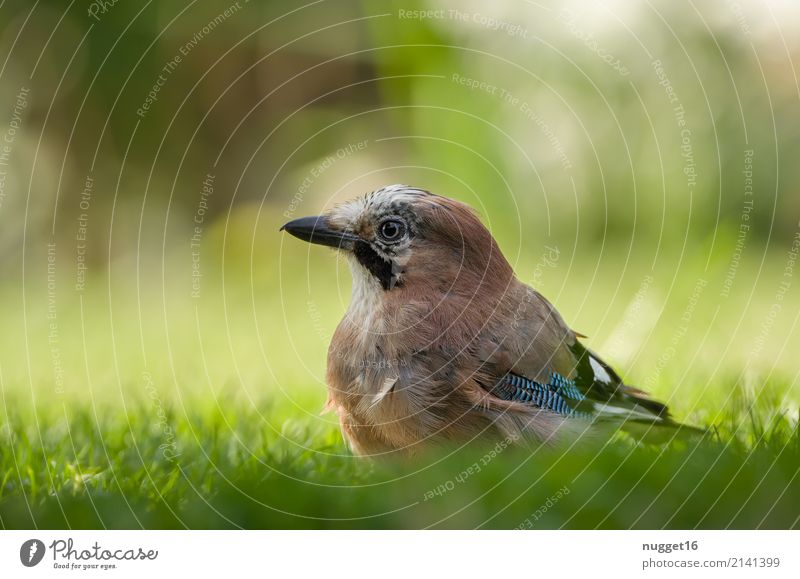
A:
[1,221,798,529]
[1,391,797,529]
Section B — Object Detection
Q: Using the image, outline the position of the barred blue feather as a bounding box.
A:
[496,371,591,418]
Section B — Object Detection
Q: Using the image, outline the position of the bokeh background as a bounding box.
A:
[1,0,799,528]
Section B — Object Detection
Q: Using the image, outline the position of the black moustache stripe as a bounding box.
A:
[353,241,397,291]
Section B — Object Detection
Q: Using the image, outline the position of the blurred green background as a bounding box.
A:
[0,0,798,528]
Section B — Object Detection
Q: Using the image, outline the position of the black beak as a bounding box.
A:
[280,215,359,249]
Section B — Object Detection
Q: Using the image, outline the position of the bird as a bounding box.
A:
[281,184,700,456]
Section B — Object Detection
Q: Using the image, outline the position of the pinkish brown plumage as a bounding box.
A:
[282,185,697,456]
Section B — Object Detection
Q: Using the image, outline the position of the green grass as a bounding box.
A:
[0,391,798,529]
[1,233,798,529]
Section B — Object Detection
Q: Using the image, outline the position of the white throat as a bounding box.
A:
[346,255,384,326]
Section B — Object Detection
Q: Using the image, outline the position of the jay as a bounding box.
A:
[282,185,696,455]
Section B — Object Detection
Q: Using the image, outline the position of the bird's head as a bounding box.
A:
[281,185,514,297]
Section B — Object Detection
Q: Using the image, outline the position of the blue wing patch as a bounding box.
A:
[495,371,591,418]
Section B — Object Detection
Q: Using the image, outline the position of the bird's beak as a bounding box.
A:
[280,215,359,250]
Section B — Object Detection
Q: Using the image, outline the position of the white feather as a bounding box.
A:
[589,355,612,384]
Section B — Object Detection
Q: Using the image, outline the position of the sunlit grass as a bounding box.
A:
[0,392,798,529]
[0,238,798,529]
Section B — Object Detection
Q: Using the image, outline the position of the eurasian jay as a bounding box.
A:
[282,185,697,455]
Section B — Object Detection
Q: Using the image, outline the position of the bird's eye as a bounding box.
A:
[378,219,405,242]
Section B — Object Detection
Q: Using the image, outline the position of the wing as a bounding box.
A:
[476,283,675,428]
[484,340,672,425]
